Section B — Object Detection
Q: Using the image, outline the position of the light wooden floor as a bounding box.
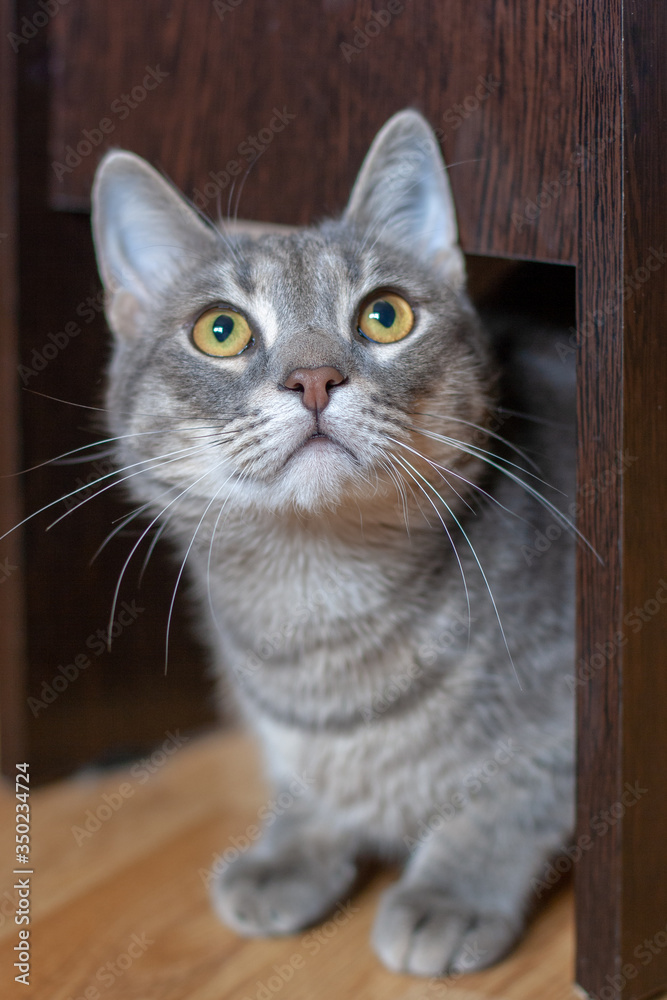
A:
[0,730,654,1000]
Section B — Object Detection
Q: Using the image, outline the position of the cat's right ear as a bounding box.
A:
[91,150,217,334]
[344,110,465,287]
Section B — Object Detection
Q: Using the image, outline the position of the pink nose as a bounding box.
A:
[283,366,345,412]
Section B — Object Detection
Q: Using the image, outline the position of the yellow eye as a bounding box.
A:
[357,292,414,344]
[192,308,253,357]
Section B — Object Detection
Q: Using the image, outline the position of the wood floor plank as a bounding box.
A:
[2,732,664,999]
[0,729,260,939]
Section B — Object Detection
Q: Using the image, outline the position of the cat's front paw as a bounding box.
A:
[372,883,520,977]
[212,852,356,937]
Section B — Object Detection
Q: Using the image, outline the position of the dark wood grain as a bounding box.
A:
[11,0,218,784]
[0,1,28,777]
[619,0,667,996]
[575,2,667,998]
[49,0,578,264]
[574,0,624,990]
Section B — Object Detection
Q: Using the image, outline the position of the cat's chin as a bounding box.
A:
[262,439,372,515]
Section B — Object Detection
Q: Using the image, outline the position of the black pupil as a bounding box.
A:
[369,300,396,328]
[212,314,234,342]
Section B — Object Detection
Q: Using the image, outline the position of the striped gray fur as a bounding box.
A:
[91,110,575,977]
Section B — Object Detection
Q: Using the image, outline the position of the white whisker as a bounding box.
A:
[410,425,601,562]
[392,452,521,687]
[386,435,476,515]
[165,467,238,674]
[7,426,219,477]
[44,441,221,533]
[89,497,156,566]
[378,452,411,536]
[22,386,246,424]
[106,459,232,648]
[412,410,542,473]
[0,440,213,543]
[56,448,117,466]
[138,518,172,587]
[386,434,524,527]
[494,406,571,429]
[390,453,472,641]
[410,425,557,489]
[206,469,250,640]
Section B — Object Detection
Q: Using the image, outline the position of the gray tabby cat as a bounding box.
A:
[91,110,575,977]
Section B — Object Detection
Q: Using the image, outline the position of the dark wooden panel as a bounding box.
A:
[0,1,28,776]
[11,1,218,784]
[574,0,624,986]
[620,0,667,996]
[49,0,578,264]
[576,1,667,998]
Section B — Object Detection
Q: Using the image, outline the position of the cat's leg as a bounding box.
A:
[211,793,357,937]
[371,784,572,976]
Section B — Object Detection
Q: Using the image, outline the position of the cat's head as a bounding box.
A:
[92,110,491,518]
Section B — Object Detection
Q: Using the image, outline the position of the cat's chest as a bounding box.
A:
[197,518,422,650]
[252,704,466,844]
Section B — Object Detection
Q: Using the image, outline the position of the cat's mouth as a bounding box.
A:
[286,431,358,465]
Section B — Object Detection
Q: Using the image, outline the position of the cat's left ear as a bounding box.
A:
[344,110,465,287]
[91,150,218,333]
